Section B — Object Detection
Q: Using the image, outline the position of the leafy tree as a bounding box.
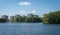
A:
[0,18,7,23]
[1,14,42,23]
[43,11,60,24]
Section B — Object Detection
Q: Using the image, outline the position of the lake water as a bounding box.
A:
[0,23,60,35]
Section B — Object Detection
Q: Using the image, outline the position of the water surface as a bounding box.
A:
[0,23,60,35]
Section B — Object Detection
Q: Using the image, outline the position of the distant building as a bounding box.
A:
[27,14,34,18]
[1,15,8,21]
[22,15,26,18]
[14,15,21,22]
[14,15,21,18]
[10,16,14,22]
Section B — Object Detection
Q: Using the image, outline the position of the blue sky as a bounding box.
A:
[0,0,60,17]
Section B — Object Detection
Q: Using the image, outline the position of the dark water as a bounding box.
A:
[0,23,60,35]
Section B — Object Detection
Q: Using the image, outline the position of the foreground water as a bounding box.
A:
[0,23,60,35]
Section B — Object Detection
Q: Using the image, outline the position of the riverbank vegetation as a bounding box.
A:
[43,11,60,24]
[0,11,60,24]
[0,14,42,23]
[10,14,42,23]
[0,18,7,23]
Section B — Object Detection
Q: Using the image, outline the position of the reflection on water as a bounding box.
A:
[0,23,60,35]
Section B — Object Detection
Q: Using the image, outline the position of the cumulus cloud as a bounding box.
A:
[19,1,31,6]
[20,10,37,15]
[20,10,27,14]
[20,11,25,13]
[32,10,37,14]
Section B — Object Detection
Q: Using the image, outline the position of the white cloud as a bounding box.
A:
[19,1,31,6]
[20,10,37,15]
[32,10,37,14]
[20,11,27,13]
[20,11,25,13]
[20,11,28,15]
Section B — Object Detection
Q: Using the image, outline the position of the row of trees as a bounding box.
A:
[43,11,60,24]
[9,14,42,23]
[0,18,7,23]
[0,14,42,23]
[0,11,60,24]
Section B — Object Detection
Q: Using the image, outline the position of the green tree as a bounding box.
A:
[43,11,60,24]
[0,18,7,23]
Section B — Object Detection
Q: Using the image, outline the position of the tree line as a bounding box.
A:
[43,11,60,24]
[0,14,42,23]
[0,11,60,24]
